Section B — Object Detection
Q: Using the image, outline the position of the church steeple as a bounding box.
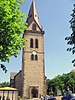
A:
[22,0,45,98]
[27,0,42,30]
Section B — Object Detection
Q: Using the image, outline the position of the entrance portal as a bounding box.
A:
[31,87,38,98]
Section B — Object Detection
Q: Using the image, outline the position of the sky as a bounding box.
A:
[0,0,75,82]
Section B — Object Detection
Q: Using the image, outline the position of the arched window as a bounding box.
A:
[31,54,34,60]
[30,38,33,48]
[35,39,38,48]
[32,23,36,31]
[35,55,38,61]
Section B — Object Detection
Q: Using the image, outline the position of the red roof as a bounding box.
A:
[71,69,75,72]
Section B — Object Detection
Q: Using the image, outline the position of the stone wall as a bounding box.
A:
[14,71,22,96]
[22,32,45,98]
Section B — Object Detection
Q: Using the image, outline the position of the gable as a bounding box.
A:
[28,20,42,32]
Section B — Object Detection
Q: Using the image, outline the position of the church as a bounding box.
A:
[10,0,46,99]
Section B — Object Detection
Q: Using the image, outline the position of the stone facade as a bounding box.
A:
[10,72,17,88]
[10,71,22,96]
[22,0,45,99]
[14,71,22,96]
[22,33,45,98]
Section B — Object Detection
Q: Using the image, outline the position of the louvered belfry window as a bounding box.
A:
[30,38,33,48]
[35,39,38,48]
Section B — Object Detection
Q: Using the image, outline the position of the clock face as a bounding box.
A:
[32,51,36,55]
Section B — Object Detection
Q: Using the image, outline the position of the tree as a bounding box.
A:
[0,0,27,62]
[46,72,75,96]
[0,64,7,73]
[0,0,27,71]
[0,82,10,87]
[65,4,75,66]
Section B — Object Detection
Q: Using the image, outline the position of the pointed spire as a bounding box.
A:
[27,0,42,29]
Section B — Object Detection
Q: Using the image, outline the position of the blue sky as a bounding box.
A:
[0,0,75,82]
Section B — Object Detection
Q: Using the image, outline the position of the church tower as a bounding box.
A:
[22,0,45,99]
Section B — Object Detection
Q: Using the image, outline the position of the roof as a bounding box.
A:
[0,87,17,91]
[71,69,75,72]
[27,0,42,29]
[14,70,22,79]
[10,72,17,79]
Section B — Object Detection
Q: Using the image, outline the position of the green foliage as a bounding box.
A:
[0,82,10,87]
[0,0,27,62]
[47,72,75,96]
[65,4,75,66]
[0,64,7,73]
